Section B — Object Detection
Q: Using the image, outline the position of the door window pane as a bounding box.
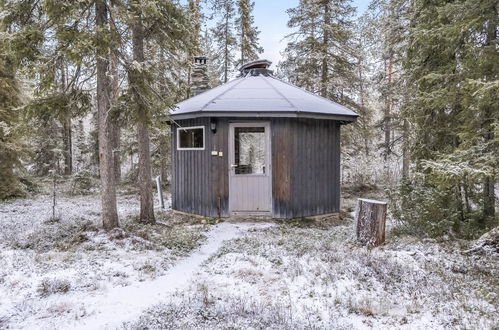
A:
[234,127,265,175]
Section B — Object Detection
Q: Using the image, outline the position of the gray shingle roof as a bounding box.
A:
[170,74,359,122]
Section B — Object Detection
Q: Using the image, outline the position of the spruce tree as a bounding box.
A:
[212,0,237,82]
[200,28,223,87]
[236,0,263,66]
[365,0,411,175]
[115,0,192,223]
[96,0,119,230]
[128,0,156,224]
[0,21,24,199]
[186,0,204,97]
[280,0,357,104]
[401,0,498,235]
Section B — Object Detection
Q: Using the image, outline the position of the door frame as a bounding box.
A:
[228,121,272,216]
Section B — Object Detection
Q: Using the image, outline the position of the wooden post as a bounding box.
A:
[355,198,387,247]
[155,176,165,210]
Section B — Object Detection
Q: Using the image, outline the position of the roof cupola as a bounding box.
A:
[238,59,273,77]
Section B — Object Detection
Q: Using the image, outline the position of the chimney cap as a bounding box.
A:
[194,56,207,64]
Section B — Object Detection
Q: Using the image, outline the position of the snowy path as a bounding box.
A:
[69,222,273,330]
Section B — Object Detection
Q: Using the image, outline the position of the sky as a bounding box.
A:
[189,0,372,68]
[245,0,371,67]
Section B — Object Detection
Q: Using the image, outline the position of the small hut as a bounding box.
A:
[169,58,358,218]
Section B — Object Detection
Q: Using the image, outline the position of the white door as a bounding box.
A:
[229,122,272,215]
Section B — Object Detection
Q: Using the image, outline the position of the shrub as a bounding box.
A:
[37,278,71,297]
[70,170,94,195]
[389,176,492,239]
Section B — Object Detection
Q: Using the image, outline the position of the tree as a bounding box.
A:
[399,0,498,235]
[96,0,119,230]
[109,0,122,182]
[279,0,357,104]
[200,28,223,87]
[0,20,24,199]
[363,0,411,178]
[129,0,155,223]
[186,0,204,98]
[115,0,192,223]
[236,0,263,66]
[378,0,409,169]
[212,0,237,82]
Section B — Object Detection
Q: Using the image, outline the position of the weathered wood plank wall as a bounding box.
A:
[271,118,340,218]
[172,117,341,218]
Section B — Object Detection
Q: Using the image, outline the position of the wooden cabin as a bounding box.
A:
[169,59,358,218]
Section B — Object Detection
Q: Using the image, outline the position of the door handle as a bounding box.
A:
[230,164,238,168]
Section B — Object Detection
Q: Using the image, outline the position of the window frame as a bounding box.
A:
[176,125,205,151]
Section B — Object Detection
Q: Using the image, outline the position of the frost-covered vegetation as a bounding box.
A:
[0,193,209,329]
[0,190,497,329]
[0,0,497,328]
[125,221,499,329]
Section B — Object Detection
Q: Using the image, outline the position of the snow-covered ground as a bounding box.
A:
[1,193,498,329]
[0,193,208,329]
[125,221,499,330]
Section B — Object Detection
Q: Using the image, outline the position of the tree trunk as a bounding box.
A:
[62,117,72,175]
[241,25,245,65]
[482,14,496,223]
[355,198,387,247]
[402,118,409,178]
[320,1,330,98]
[159,132,169,185]
[132,9,155,224]
[109,0,121,183]
[96,0,119,230]
[60,60,72,175]
[383,55,394,162]
[110,53,121,182]
[357,42,369,157]
[224,12,229,83]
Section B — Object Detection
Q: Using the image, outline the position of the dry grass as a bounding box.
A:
[129,220,499,329]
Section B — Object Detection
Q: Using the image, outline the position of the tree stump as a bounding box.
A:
[355,198,387,247]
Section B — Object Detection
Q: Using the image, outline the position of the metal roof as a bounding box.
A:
[170,73,359,122]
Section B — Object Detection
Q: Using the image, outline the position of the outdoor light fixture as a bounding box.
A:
[210,118,217,133]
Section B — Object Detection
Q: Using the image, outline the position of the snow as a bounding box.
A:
[172,74,358,119]
[1,194,498,329]
[125,222,499,329]
[0,193,203,330]
[72,222,274,330]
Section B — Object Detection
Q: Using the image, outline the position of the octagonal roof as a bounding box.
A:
[170,63,359,123]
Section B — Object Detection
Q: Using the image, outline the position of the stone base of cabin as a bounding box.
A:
[172,209,341,223]
[171,209,210,220]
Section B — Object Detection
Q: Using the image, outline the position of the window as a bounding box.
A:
[177,126,205,150]
[234,127,266,174]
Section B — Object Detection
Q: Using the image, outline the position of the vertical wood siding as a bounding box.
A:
[172,118,230,217]
[172,117,341,218]
[271,118,341,218]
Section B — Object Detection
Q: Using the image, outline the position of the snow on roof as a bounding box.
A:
[170,74,359,122]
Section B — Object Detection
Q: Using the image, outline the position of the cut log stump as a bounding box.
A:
[355,198,387,247]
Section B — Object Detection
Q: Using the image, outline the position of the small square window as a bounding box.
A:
[177,126,205,150]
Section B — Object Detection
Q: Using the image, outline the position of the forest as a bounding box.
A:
[0,0,498,329]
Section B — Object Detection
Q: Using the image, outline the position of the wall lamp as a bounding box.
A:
[210,118,217,133]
